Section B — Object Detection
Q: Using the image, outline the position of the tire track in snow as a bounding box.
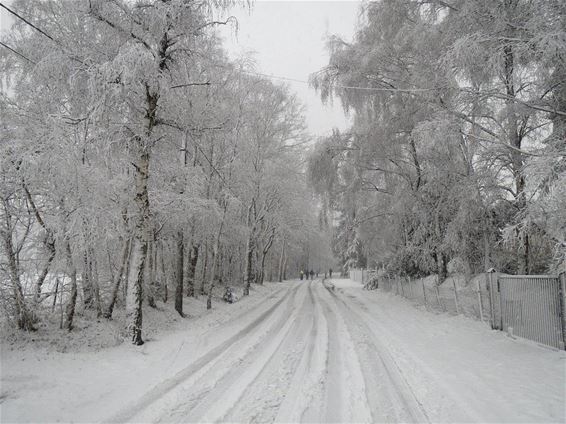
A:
[221,281,318,423]
[106,282,300,423]
[185,282,312,423]
[323,281,430,423]
[276,281,326,423]
[316,282,373,423]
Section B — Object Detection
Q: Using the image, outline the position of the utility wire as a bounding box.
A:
[240,70,441,93]
[0,2,55,42]
[0,2,90,67]
[0,40,35,64]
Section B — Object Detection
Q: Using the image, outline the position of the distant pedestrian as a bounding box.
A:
[309,269,314,280]
[329,268,333,278]
[299,270,304,281]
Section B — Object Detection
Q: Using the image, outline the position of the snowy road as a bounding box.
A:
[2,279,564,423]
[109,279,565,423]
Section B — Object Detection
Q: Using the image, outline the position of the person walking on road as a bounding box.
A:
[299,270,304,281]
[329,268,333,278]
[309,269,314,280]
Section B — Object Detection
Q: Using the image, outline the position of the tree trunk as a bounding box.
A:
[52,278,60,313]
[207,207,227,310]
[82,249,94,309]
[259,252,267,285]
[243,234,254,296]
[23,184,56,305]
[278,239,286,282]
[34,241,55,304]
[483,230,491,272]
[186,244,199,297]
[175,231,184,317]
[91,249,102,317]
[200,242,208,296]
[104,238,130,319]
[146,238,157,308]
[502,10,528,273]
[437,252,448,285]
[1,199,36,331]
[207,244,218,310]
[124,147,150,346]
[159,240,168,302]
[63,240,78,331]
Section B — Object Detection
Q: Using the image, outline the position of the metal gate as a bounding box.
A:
[496,275,565,350]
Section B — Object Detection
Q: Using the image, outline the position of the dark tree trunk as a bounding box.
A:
[63,240,78,331]
[91,249,102,317]
[278,239,286,282]
[146,238,157,308]
[200,242,208,296]
[243,235,254,296]
[186,244,199,297]
[175,231,184,317]
[159,240,168,303]
[437,252,448,285]
[82,249,94,309]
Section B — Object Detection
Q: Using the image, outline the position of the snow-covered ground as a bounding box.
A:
[1,279,564,423]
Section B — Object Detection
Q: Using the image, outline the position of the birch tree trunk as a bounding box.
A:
[24,185,56,304]
[124,147,150,345]
[104,238,130,319]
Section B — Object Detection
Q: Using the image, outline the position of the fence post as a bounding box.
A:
[452,278,460,314]
[498,275,504,331]
[487,269,496,329]
[476,279,484,323]
[559,272,566,350]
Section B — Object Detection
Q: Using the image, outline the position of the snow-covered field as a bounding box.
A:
[1,279,564,423]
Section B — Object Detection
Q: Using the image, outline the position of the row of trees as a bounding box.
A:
[0,0,319,344]
[308,0,566,280]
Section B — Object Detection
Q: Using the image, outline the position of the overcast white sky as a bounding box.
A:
[219,1,361,136]
[1,0,361,136]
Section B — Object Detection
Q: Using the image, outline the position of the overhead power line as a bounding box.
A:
[0,40,35,64]
[240,70,441,93]
[0,2,55,42]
